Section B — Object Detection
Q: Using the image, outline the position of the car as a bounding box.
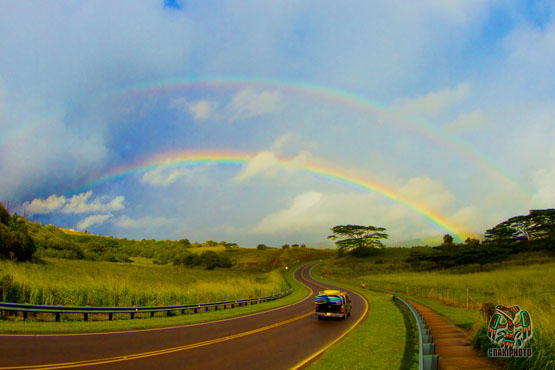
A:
[314,289,352,320]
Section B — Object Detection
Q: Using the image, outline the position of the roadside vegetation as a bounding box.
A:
[321,209,554,370]
[0,262,311,334]
[0,201,333,331]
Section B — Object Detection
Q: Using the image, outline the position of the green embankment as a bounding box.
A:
[305,265,418,370]
[318,256,555,370]
[0,261,310,334]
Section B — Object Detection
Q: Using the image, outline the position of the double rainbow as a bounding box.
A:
[92,150,470,241]
[109,74,532,205]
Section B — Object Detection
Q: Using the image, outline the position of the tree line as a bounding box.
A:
[0,202,234,269]
[328,209,554,270]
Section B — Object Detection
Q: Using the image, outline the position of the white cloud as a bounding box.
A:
[26,194,66,214]
[445,110,486,133]
[392,83,470,118]
[26,191,124,215]
[398,177,455,211]
[234,150,312,182]
[0,1,193,201]
[252,191,328,234]
[272,133,301,151]
[235,151,280,181]
[169,97,218,120]
[141,166,190,187]
[228,89,283,122]
[77,214,112,230]
[62,191,124,214]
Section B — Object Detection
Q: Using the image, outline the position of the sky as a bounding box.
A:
[1,1,554,247]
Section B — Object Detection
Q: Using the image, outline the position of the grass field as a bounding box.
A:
[0,262,311,334]
[0,257,290,307]
[319,256,555,370]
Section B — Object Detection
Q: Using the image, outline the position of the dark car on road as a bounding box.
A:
[315,289,352,320]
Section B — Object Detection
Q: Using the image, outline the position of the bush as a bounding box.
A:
[0,216,36,261]
[351,246,381,257]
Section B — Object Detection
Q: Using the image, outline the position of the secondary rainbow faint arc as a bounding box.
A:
[94,151,469,240]
[110,75,532,205]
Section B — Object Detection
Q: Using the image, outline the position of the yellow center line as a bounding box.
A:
[0,265,316,370]
[290,265,370,370]
[2,311,315,370]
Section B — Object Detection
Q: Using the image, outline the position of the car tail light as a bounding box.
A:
[341,306,345,312]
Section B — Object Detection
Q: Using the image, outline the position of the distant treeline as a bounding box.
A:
[407,237,554,271]
[0,202,235,269]
[407,209,555,271]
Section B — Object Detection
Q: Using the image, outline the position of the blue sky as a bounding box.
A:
[1,1,553,247]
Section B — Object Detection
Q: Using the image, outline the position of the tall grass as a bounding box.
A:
[320,259,555,370]
[0,258,289,307]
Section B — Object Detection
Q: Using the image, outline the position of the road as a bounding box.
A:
[0,264,368,370]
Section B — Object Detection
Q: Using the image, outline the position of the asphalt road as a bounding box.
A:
[0,264,368,370]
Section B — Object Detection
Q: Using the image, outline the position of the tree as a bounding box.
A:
[0,215,36,262]
[256,244,268,250]
[0,202,10,226]
[328,225,388,255]
[485,209,555,243]
[281,244,290,250]
[442,234,454,246]
[464,237,480,245]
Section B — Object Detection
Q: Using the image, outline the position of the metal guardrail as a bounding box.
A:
[0,289,293,322]
[393,296,438,370]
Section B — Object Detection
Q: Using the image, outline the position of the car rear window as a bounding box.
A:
[316,295,343,305]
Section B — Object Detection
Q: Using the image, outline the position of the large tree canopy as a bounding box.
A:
[485,209,555,243]
[328,224,388,254]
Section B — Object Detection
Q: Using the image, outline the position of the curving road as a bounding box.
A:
[0,264,368,370]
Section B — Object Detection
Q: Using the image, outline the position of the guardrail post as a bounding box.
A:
[0,284,295,323]
[423,355,438,370]
[423,343,436,355]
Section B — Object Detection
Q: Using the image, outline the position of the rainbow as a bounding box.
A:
[89,150,470,240]
[108,75,532,206]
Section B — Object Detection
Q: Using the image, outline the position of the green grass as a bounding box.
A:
[0,262,310,334]
[304,265,416,370]
[319,257,555,370]
[0,257,290,307]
